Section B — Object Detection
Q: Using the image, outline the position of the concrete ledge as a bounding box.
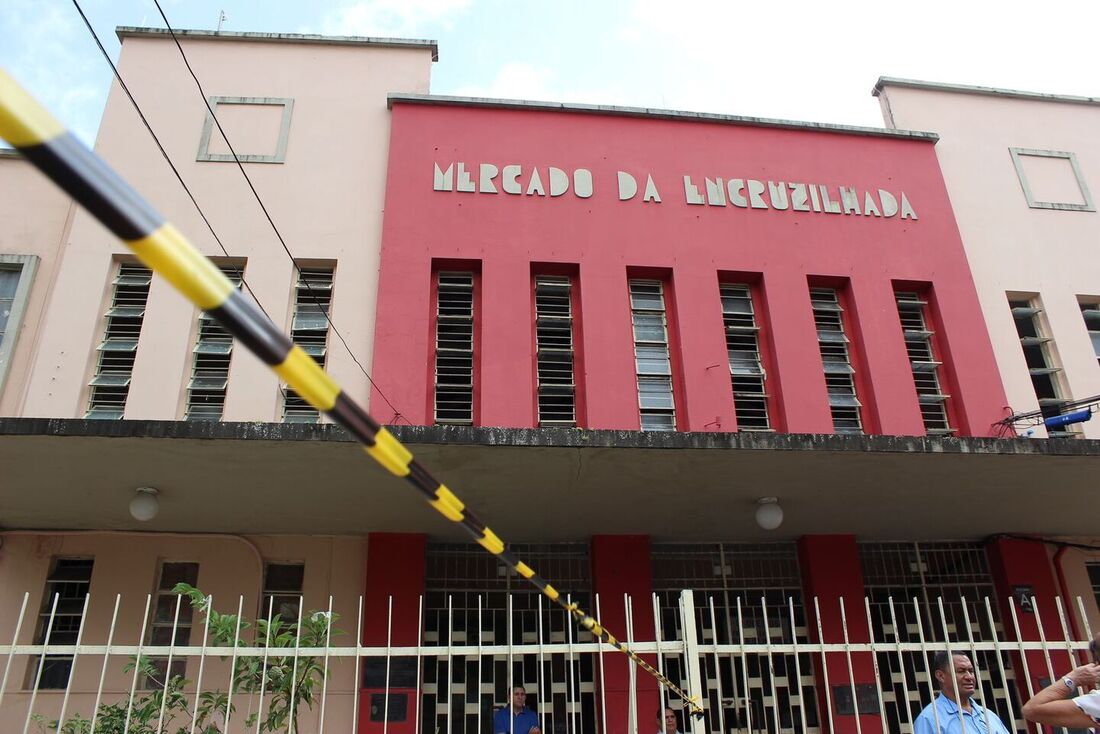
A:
[873,76,1100,106]
[116,26,439,61]
[388,93,939,142]
[1,417,1094,456]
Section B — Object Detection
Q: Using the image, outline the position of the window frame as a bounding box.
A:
[0,254,39,399]
[283,265,335,423]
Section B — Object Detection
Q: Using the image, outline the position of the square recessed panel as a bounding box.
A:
[1009,148,1095,212]
[197,96,294,163]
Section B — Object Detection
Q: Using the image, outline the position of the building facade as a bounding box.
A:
[1,31,1098,734]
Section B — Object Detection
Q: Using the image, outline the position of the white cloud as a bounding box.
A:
[317,0,472,37]
[0,0,106,145]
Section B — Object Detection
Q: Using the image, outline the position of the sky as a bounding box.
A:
[2,0,1099,147]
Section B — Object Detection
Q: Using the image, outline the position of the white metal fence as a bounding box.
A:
[1,590,1095,733]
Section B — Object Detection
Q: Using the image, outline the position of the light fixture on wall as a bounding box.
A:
[754,497,783,530]
[129,487,160,521]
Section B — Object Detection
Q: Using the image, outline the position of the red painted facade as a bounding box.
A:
[372,102,1006,435]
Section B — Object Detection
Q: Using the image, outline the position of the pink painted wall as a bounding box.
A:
[0,155,72,415]
[878,84,1100,437]
[0,532,367,733]
[18,32,433,420]
[372,103,1006,435]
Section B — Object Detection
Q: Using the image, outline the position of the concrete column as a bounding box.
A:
[591,535,657,734]
[798,534,884,734]
[359,533,427,734]
[986,536,1073,705]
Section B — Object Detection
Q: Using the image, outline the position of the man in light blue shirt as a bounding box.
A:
[914,650,1011,734]
[493,687,541,734]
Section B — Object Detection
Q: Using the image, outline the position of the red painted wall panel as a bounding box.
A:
[591,535,657,734]
[373,104,1006,436]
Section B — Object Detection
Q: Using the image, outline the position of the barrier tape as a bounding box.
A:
[0,68,703,718]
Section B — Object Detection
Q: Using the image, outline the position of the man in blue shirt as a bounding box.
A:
[493,686,541,734]
[914,650,1011,733]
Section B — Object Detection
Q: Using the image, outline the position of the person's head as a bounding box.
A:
[933,651,976,701]
[511,687,527,711]
[657,707,677,733]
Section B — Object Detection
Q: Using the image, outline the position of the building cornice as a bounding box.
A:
[0,417,1093,457]
[116,26,439,61]
[873,76,1100,106]
[388,93,938,142]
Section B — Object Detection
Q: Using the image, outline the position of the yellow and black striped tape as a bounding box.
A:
[0,68,702,718]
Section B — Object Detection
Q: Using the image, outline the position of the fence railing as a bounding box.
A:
[0,590,1095,733]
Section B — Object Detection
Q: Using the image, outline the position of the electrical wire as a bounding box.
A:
[149,0,405,425]
[70,0,271,321]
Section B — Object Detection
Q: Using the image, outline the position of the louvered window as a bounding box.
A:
[810,287,862,434]
[895,292,952,434]
[0,268,19,350]
[1081,301,1100,366]
[144,562,198,689]
[186,265,242,420]
[434,272,475,424]
[720,284,770,430]
[1010,298,1073,436]
[86,264,151,419]
[31,558,94,689]
[534,276,576,426]
[630,280,676,431]
[282,267,334,423]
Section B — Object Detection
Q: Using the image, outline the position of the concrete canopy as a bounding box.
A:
[1,419,1095,542]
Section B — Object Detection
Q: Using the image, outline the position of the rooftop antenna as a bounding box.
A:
[216,10,227,32]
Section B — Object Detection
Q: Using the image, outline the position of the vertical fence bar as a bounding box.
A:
[839,597,863,734]
[935,597,965,732]
[537,594,546,734]
[736,597,752,733]
[912,595,941,733]
[447,594,455,734]
[187,595,212,734]
[958,597,993,734]
[862,596,889,734]
[708,597,728,734]
[383,595,393,734]
[761,596,782,733]
[565,593,577,734]
[1076,596,1094,645]
[886,597,915,732]
[1006,596,1041,734]
[475,594,482,734]
[318,595,334,734]
[595,593,608,734]
[155,592,185,734]
[353,595,363,734]
[679,590,704,734]
[416,595,426,734]
[813,596,835,734]
[255,596,276,734]
[94,593,123,734]
[222,596,245,733]
[56,592,91,732]
[982,596,1021,731]
[22,593,60,734]
[625,594,638,734]
[788,596,808,734]
[123,594,154,734]
[288,595,305,734]
[652,594,668,730]
[0,591,29,711]
[1054,597,1080,671]
[1030,595,1057,686]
